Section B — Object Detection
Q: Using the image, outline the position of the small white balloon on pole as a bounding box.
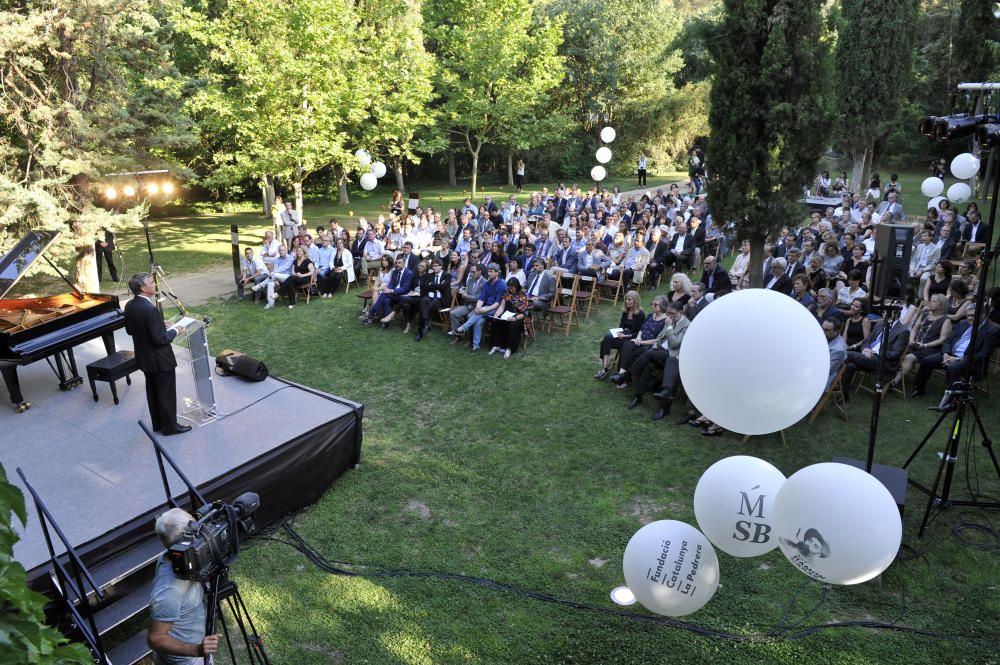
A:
[595,147,612,164]
[590,165,607,182]
[950,152,980,180]
[359,172,377,191]
[600,126,617,143]
[355,149,372,167]
[371,161,387,178]
[947,182,972,203]
[920,177,944,198]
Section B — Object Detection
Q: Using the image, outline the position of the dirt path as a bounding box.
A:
[140,179,692,307]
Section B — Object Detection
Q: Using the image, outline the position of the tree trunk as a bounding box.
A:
[448,149,457,187]
[260,175,275,217]
[850,145,870,198]
[862,149,874,199]
[338,168,350,205]
[506,150,514,187]
[394,158,406,192]
[747,228,765,288]
[76,243,99,294]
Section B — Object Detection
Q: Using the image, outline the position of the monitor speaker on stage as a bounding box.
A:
[215,349,269,382]
[872,223,913,300]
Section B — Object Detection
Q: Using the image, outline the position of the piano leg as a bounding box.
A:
[1,366,30,413]
[102,332,116,356]
[53,351,83,391]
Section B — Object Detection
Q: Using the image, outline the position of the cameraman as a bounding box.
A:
[148,508,220,664]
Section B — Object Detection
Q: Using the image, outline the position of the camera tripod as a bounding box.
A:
[901,378,1000,537]
[205,568,270,665]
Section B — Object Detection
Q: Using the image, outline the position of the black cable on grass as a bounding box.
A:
[244,521,979,646]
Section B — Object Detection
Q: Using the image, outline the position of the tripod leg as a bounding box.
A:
[918,407,965,538]
[902,408,950,469]
[968,401,1000,481]
[216,602,238,665]
[230,585,271,665]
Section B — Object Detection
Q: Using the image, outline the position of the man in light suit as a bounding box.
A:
[910,230,941,294]
[124,273,189,435]
[449,263,486,342]
[524,259,555,313]
[622,236,651,286]
[279,201,301,245]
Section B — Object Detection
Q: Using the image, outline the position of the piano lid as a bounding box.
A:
[0,230,60,299]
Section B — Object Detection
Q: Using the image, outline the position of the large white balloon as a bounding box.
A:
[920,177,944,198]
[591,165,607,181]
[774,463,902,585]
[622,520,720,616]
[600,126,617,143]
[355,149,372,166]
[359,172,377,191]
[371,161,387,178]
[947,182,972,203]
[694,456,786,558]
[927,196,945,212]
[596,147,613,164]
[950,152,980,180]
[678,289,828,435]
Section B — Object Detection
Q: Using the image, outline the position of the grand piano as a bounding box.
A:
[0,230,125,412]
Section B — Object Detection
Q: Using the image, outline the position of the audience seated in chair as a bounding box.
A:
[489,278,533,358]
[609,295,670,388]
[892,293,953,389]
[595,290,645,380]
[450,263,506,352]
[625,301,689,418]
[910,303,1000,397]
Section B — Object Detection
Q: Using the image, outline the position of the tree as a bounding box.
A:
[426,0,566,195]
[0,1,193,293]
[706,0,832,287]
[953,0,1000,85]
[834,0,919,194]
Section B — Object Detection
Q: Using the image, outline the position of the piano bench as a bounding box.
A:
[86,351,138,405]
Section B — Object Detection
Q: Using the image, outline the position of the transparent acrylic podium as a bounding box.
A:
[167,314,217,426]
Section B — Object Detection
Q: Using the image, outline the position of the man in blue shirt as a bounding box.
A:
[147,508,219,664]
[451,263,506,352]
[315,236,335,295]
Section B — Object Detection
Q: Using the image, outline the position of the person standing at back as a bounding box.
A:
[124,273,190,435]
[637,151,648,187]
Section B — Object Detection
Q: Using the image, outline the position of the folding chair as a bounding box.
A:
[809,365,848,423]
[597,272,623,307]
[436,289,459,331]
[573,274,598,321]
[296,273,317,305]
[545,272,579,336]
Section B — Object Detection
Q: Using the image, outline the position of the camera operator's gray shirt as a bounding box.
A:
[150,554,207,665]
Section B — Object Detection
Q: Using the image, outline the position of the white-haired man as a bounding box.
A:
[147,508,219,664]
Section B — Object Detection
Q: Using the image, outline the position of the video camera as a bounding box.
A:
[167,492,260,581]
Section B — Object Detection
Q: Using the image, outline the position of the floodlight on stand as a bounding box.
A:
[933,113,980,140]
[146,182,160,195]
[918,115,947,137]
[104,187,118,200]
[162,181,175,195]
[976,123,1000,148]
[610,585,636,606]
[122,185,136,197]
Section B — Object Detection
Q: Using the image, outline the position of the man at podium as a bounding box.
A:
[124,273,191,435]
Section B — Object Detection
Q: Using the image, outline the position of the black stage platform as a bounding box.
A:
[0,328,362,584]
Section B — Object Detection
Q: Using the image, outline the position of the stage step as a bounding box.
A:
[88,537,163,597]
[105,629,149,665]
[94,584,149,635]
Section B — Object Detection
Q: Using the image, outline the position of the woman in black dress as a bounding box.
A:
[279,246,315,308]
[921,261,952,303]
[324,238,350,295]
[842,297,872,351]
[595,290,646,379]
[894,293,953,386]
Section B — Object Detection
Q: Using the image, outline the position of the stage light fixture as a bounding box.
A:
[610,586,636,606]
[993,2,1000,20]
[104,187,118,200]
[933,113,980,140]
[162,181,175,195]
[146,182,160,195]
[918,115,948,137]
[122,185,136,197]
[976,122,1000,149]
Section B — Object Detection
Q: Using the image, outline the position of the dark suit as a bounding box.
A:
[937,237,957,262]
[963,222,990,244]
[370,268,414,319]
[765,274,793,295]
[554,246,578,273]
[398,252,419,273]
[912,320,1000,392]
[783,261,806,278]
[842,320,909,389]
[524,270,556,312]
[700,266,732,295]
[647,239,671,285]
[417,270,451,329]
[124,295,179,433]
[685,297,709,320]
[95,229,118,282]
[665,233,695,271]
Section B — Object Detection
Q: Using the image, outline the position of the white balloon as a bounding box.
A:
[600,126,617,143]
[950,152,980,180]
[590,165,607,181]
[678,289,828,435]
[947,182,972,203]
[920,177,944,198]
[927,196,945,212]
[359,172,377,191]
[622,520,720,616]
[596,147,613,164]
[694,456,786,558]
[774,463,902,585]
[354,149,372,167]
[371,161,387,178]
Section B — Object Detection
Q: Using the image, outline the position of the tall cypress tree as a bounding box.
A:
[834,0,919,195]
[706,0,832,286]
[954,0,1000,85]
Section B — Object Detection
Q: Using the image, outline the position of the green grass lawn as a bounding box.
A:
[188,279,1000,664]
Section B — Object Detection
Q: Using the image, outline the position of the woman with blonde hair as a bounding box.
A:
[595,290,645,379]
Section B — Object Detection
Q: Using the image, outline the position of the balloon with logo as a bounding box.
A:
[947,182,972,203]
[622,520,720,616]
[920,177,944,198]
[773,463,902,585]
[694,456,786,557]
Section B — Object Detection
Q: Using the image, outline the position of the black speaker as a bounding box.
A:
[872,224,913,300]
[215,349,269,382]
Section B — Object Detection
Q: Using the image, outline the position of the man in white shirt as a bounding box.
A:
[910,231,941,294]
[260,231,280,270]
[239,247,268,299]
[279,201,301,245]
